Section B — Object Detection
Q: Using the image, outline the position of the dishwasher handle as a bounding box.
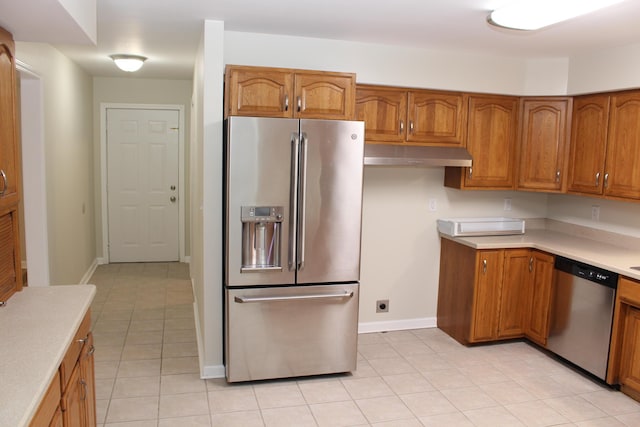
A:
[234,291,354,304]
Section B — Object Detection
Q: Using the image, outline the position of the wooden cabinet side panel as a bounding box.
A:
[407,90,467,145]
[470,249,504,342]
[437,238,477,344]
[608,276,640,384]
[567,94,610,195]
[80,332,97,427]
[525,251,554,346]
[355,86,407,142]
[29,371,61,427]
[225,66,293,118]
[605,92,640,200]
[498,249,530,338]
[517,98,571,192]
[464,95,518,189]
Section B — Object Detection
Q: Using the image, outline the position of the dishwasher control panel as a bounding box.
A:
[555,256,618,288]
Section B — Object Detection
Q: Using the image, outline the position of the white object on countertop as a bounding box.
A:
[437,217,525,237]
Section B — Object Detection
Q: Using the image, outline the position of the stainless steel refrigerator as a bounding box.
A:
[223,116,365,382]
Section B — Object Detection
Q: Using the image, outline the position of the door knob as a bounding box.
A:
[170,196,177,203]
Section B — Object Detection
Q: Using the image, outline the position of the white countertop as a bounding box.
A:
[0,284,95,427]
[442,229,640,282]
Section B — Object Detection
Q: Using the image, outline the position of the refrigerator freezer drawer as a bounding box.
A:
[225,283,359,382]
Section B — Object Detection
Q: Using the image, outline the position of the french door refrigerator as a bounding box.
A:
[223,116,365,382]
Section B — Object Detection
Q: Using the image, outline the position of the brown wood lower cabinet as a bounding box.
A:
[437,238,554,345]
[29,311,95,427]
[608,276,640,401]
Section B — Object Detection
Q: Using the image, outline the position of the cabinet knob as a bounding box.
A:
[0,169,6,197]
[409,121,414,134]
[399,120,404,134]
[482,259,487,274]
[284,95,289,112]
[555,170,561,183]
[529,257,534,272]
[604,173,609,189]
[595,172,600,187]
[297,96,302,112]
[468,167,473,179]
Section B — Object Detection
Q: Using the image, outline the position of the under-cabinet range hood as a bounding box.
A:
[364,144,473,167]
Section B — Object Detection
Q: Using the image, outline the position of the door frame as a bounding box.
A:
[100,103,186,263]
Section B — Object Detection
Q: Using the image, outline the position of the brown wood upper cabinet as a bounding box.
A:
[567,94,610,195]
[0,27,22,304]
[355,84,467,146]
[225,65,356,120]
[517,97,572,192]
[445,95,519,190]
[604,91,640,200]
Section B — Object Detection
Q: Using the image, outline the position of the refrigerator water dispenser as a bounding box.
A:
[241,206,283,272]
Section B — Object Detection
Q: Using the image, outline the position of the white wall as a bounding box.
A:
[192,20,225,377]
[92,77,193,260]
[15,42,95,284]
[568,42,640,94]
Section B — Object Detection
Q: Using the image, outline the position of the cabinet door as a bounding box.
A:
[517,98,571,192]
[0,28,20,208]
[0,208,21,302]
[470,250,504,342]
[567,94,610,195]
[605,91,640,200]
[464,95,519,189]
[407,90,466,145]
[355,86,407,142]
[50,406,63,427]
[61,363,84,427]
[80,333,96,427]
[225,66,294,118]
[525,251,554,346]
[294,71,355,120]
[620,306,640,399]
[498,249,529,338]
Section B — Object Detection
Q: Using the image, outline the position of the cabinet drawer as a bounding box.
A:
[29,370,61,427]
[618,277,640,306]
[59,311,91,392]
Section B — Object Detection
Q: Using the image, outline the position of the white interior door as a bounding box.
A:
[107,108,180,262]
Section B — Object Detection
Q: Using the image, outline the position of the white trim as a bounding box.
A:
[100,103,186,263]
[96,257,108,265]
[183,255,191,264]
[201,364,226,379]
[358,317,437,334]
[80,258,99,284]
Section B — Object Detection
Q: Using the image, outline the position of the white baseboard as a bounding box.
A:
[96,257,108,265]
[21,260,27,269]
[182,255,191,264]
[80,258,99,284]
[201,364,226,379]
[358,317,437,334]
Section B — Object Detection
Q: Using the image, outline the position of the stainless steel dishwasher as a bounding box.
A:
[547,256,618,381]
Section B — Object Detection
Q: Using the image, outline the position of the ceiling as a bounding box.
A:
[2,0,640,80]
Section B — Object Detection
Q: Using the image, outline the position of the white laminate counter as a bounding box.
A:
[442,229,640,282]
[0,285,96,427]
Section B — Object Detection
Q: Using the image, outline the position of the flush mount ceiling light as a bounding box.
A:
[110,54,147,72]
[488,0,626,31]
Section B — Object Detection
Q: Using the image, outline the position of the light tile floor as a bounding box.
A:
[89,263,640,426]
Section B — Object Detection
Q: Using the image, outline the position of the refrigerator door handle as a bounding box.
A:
[298,132,309,271]
[288,133,300,271]
[234,291,354,303]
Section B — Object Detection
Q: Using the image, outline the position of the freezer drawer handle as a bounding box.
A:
[234,291,354,304]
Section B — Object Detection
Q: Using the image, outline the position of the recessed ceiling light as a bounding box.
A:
[109,54,147,72]
[488,0,626,31]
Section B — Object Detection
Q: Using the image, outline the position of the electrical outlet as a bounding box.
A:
[428,198,437,212]
[592,205,600,221]
[504,198,512,211]
[376,299,389,313]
